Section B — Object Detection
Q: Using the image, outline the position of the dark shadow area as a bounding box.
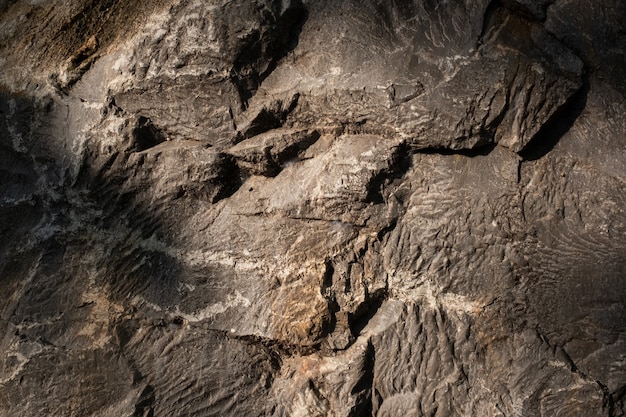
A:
[230,0,308,107]
[319,258,340,342]
[74,130,242,307]
[0,0,18,13]
[366,142,413,204]
[349,289,387,338]
[349,341,375,417]
[612,387,626,417]
[237,93,301,141]
[419,143,497,158]
[1,0,313,327]
[0,89,190,316]
[0,92,46,270]
[477,0,505,48]
[519,72,590,161]
[125,116,166,153]
[133,384,155,417]
[543,0,626,97]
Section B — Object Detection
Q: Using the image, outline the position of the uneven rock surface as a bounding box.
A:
[0,0,625,416]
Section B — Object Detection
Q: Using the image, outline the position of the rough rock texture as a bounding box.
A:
[0,0,625,416]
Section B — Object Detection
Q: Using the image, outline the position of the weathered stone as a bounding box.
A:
[0,0,624,416]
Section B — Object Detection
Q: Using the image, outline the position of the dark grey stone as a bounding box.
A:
[0,0,624,415]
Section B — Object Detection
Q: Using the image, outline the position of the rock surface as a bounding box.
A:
[0,0,625,416]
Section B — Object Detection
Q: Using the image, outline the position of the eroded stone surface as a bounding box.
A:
[0,0,624,416]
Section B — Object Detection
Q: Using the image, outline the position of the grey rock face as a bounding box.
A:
[0,0,624,416]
